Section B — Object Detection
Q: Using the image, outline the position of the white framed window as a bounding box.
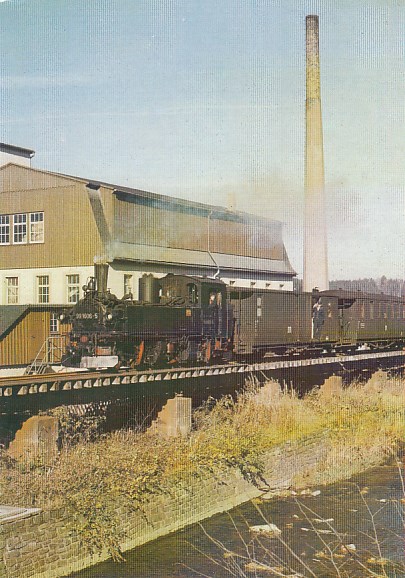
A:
[0,215,10,245]
[29,212,44,243]
[124,274,133,296]
[6,277,18,304]
[37,275,49,304]
[67,274,80,304]
[50,313,59,334]
[13,214,27,244]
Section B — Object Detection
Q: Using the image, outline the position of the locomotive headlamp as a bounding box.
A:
[107,313,113,320]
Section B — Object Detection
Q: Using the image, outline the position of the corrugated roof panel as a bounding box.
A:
[109,242,295,275]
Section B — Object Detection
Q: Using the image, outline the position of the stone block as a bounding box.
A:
[252,380,282,406]
[319,375,343,398]
[8,416,59,463]
[149,394,192,438]
[365,370,388,392]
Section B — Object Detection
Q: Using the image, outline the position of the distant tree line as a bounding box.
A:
[330,277,405,297]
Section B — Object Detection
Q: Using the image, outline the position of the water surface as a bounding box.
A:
[71,464,405,577]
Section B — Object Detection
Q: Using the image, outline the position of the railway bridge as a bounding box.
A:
[1,349,404,446]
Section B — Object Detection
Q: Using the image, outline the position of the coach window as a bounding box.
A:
[208,290,216,306]
[187,283,198,304]
[216,291,222,307]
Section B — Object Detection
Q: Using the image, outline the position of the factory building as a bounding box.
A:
[0,143,296,367]
[0,147,296,309]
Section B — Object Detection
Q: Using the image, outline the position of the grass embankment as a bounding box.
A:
[0,376,404,560]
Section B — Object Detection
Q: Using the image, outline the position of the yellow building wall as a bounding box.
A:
[0,164,104,269]
[0,311,70,366]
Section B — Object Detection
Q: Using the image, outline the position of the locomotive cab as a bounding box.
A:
[159,274,233,347]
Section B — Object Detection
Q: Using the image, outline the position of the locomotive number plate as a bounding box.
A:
[76,312,99,320]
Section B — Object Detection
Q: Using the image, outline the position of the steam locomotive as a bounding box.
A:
[60,264,405,369]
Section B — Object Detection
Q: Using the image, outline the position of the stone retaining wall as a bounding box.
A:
[0,432,389,578]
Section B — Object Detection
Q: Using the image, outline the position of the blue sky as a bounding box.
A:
[0,0,404,279]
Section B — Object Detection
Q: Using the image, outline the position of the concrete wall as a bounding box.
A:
[0,431,391,578]
[0,265,295,306]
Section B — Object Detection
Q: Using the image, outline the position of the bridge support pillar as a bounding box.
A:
[319,375,343,399]
[149,394,192,438]
[366,370,388,392]
[8,416,59,463]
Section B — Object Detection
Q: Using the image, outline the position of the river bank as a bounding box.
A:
[0,373,403,577]
[75,463,405,577]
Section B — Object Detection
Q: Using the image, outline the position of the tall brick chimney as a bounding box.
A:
[303,15,329,292]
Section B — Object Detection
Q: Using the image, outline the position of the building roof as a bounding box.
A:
[56,172,283,227]
[0,305,70,339]
[0,306,30,338]
[321,289,405,302]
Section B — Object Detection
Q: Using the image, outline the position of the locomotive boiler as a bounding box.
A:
[61,264,405,369]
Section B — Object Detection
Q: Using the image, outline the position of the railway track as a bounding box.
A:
[1,349,404,399]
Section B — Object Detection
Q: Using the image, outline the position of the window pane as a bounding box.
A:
[67,274,80,304]
[13,214,27,244]
[38,275,49,304]
[29,212,44,243]
[50,313,59,333]
[6,277,18,304]
[0,215,10,245]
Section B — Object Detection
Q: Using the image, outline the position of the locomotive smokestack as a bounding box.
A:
[303,15,329,292]
[94,262,109,295]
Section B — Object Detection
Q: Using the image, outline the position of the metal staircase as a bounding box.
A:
[24,335,67,375]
